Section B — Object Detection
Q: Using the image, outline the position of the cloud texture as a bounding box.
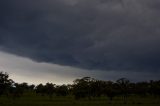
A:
[0,0,160,72]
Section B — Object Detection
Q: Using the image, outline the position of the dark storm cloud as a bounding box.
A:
[0,0,160,71]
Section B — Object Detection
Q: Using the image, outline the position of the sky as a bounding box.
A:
[0,0,160,84]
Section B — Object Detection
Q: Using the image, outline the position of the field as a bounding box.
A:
[0,94,160,106]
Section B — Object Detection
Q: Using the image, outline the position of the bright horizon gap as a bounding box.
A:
[0,51,160,85]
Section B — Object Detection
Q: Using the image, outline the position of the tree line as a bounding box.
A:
[0,71,160,102]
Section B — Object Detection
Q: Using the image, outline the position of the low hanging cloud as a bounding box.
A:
[0,0,160,72]
[1,51,159,84]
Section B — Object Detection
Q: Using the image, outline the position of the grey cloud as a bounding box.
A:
[0,0,160,72]
[0,51,159,84]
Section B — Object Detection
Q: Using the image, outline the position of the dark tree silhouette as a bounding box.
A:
[0,72,14,96]
[103,81,118,102]
[73,77,94,100]
[44,83,55,98]
[55,85,69,96]
[116,78,130,103]
[1,71,160,102]
[35,84,45,96]
[135,82,149,97]
[8,83,24,98]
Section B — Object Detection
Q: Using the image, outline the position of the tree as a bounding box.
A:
[55,85,69,96]
[8,83,24,98]
[44,83,55,98]
[148,80,160,97]
[28,84,35,91]
[73,77,92,99]
[0,72,14,96]
[35,84,45,96]
[103,81,117,102]
[116,78,130,103]
[135,82,149,97]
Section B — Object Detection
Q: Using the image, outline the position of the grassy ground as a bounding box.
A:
[0,94,160,106]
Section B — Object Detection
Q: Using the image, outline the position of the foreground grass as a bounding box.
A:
[0,94,160,106]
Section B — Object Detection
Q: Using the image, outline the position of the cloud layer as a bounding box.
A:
[0,0,160,72]
[1,51,159,84]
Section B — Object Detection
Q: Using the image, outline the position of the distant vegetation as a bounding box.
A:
[0,71,160,106]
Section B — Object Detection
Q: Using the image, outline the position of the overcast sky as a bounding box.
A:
[0,0,160,84]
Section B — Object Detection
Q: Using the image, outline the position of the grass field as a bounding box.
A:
[0,94,160,106]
